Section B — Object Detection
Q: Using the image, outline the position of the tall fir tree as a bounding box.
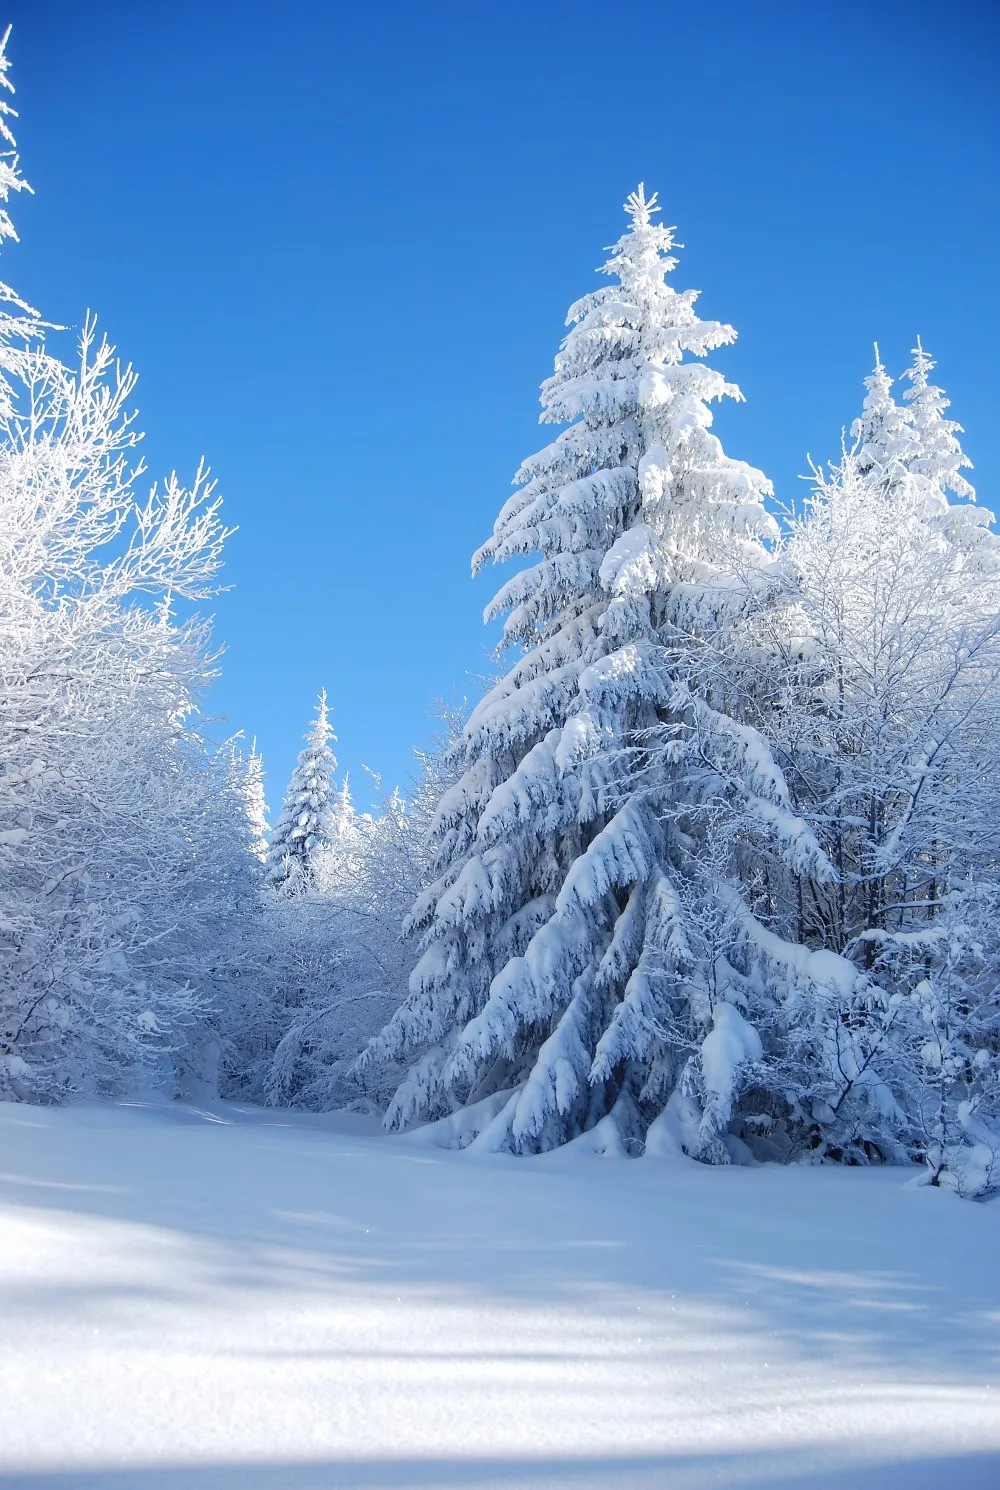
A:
[851,347,917,478]
[899,339,998,565]
[362,187,823,1154]
[244,740,270,865]
[266,691,337,890]
[900,338,974,501]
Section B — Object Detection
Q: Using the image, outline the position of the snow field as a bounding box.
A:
[0,1100,998,1488]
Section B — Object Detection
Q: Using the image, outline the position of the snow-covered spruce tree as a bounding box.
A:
[265,690,337,890]
[745,352,1000,1180]
[244,740,270,864]
[901,339,974,501]
[361,187,816,1154]
[900,338,997,563]
[250,782,411,1112]
[851,347,918,478]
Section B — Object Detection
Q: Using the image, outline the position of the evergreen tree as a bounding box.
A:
[265,691,337,890]
[900,339,997,565]
[851,347,917,478]
[244,740,270,864]
[362,187,810,1153]
[901,338,974,500]
[223,718,460,1114]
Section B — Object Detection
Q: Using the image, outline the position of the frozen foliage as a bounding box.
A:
[0,34,257,1100]
[223,708,464,1112]
[0,27,43,376]
[364,194,1000,1192]
[244,740,270,864]
[362,188,796,1153]
[0,329,248,1098]
[719,350,1000,1191]
[265,690,338,890]
[6,14,999,1206]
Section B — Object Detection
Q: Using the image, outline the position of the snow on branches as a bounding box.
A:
[362,186,792,1154]
[0,34,251,1100]
[362,198,1000,1193]
[4,15,998,1198]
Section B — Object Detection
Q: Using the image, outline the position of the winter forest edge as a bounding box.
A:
[3,34,999,1201]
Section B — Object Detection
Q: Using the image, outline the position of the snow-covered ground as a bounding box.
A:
[0,1099,997,1489]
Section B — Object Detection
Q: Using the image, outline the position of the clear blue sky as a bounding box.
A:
[7,0,999,809]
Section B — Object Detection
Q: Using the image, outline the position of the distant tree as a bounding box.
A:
[900,338,975,501]
[244,740,270,864]
[223,709,462,1112]
[265,691,337,890]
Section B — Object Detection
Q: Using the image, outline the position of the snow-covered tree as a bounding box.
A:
[360,186,803,1153]
[265,691,337,890]
[737,352,1000,1182]
[899,339,997,565]
[901,338,975,501]
[851,347,917,478]
[0,33,253,1100]
[0,322,247,1097]
[0,25,42,376]
[223,711,462,1112]
[244,740,270,864]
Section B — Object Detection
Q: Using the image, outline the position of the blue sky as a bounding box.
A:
[7,0,999,809]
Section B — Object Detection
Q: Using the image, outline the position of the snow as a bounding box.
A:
[699,1002,763,1101]
[0,1099,998,1489]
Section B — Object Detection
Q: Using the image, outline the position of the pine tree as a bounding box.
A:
[899,339,997,565]
[222,725,461,1115]
[244,740,270,864]
[362,187,809,1153]
[265,691,337,889]
[851,347,917,478]
[328,774,354,844]
[901,338,974,500]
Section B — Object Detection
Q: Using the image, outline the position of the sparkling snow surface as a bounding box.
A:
[0,1101,997,1489]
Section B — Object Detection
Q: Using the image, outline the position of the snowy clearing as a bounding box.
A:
[0,1101,998,1489]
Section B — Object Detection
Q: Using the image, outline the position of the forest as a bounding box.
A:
[2,31,998,1203]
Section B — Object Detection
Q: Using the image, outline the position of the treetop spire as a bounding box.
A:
[315,686,329,731]
[625,182,659,229]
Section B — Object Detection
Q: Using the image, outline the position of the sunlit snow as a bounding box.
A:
[0,1099,997,1489]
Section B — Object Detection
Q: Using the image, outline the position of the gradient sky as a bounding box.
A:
[6,0,999,810]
